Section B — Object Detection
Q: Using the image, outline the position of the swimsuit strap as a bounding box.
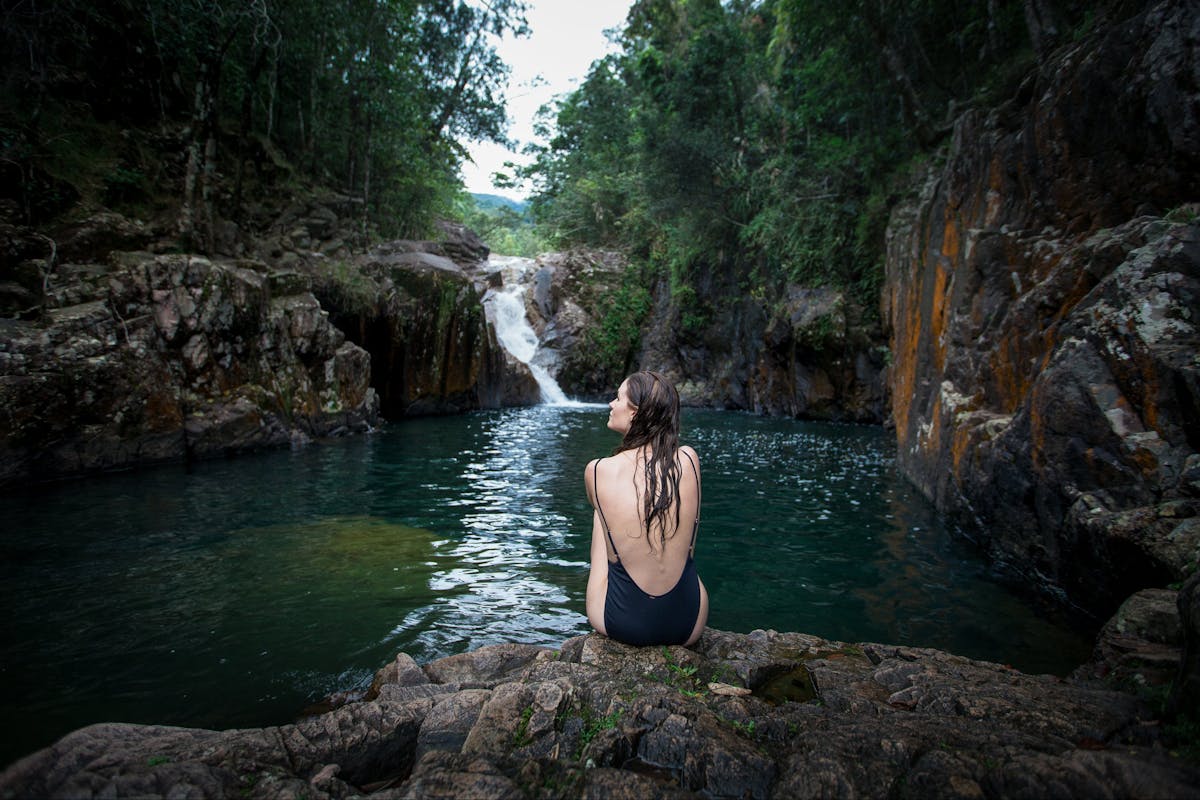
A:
[680,449,701,555]
[592,459,621,560]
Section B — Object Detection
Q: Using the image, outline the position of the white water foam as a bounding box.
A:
[486,283,574,405]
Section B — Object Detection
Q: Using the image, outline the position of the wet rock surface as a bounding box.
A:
[0,250,378,487]
[885,0,1200,617]
[0,199,534,483]
[636,266,888,422]
[3,629,1196,799]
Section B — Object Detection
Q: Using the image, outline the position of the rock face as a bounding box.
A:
[0,193,542,483]
[746,285,889,422]
[0,251,378,487]
[3,629,1197,799]
[885,0,1200,615]
[524,250,628,398]
[640,271,888,422]
[325,242,519,416]
[525,250,888,419]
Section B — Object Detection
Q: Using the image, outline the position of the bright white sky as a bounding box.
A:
[460,0,634,200]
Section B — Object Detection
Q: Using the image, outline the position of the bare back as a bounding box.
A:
[587,445,700,596]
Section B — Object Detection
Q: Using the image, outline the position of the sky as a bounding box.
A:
[459,0,634,200]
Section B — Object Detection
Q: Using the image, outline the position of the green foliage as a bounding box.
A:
[1166,713,1200,765]
[662,645,704,697]
[1166,204,1200,225]
[575,707,622,758]
[583,265,654,382]
[0,0,529,240]
[311,260,380,317]
[452,193,547,257]
[513,704,535,747]
[524,0,1080,319]
[722,716,757,738]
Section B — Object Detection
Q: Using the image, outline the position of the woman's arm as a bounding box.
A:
[679,445,701,487]
[583,458,599,508]
[583,457,608,636]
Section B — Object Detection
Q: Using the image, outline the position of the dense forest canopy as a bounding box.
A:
[2,0,1096,279]
[522,0,1092,313]
[1,0,528,243]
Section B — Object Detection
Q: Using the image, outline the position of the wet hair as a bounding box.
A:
[613,370,682,551]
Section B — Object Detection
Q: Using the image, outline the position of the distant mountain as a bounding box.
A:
[472,193,529,213]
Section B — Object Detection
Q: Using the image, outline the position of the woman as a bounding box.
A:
[584,371,709,646]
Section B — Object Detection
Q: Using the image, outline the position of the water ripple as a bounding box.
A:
[0,406,1094,768]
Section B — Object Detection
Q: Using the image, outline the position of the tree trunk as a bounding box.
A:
[362,109,372,236]
[1024,0,1062,64]
[306,30,324,171]
[986,0,1002,59]
[267,44,278,140]
[234,44,269,218]
[180,62,210,250]
[428,28,484,145]
[347,90,361,193]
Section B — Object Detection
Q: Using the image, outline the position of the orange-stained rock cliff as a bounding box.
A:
[885,0,1200,616]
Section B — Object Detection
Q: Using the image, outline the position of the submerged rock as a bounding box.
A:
[3,629,1196,799]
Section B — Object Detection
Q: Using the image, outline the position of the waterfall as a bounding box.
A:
[486,283,572,405]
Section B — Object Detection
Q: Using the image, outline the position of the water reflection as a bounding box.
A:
[379,407,597,659]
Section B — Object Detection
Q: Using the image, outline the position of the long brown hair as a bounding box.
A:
[613,371,682,551]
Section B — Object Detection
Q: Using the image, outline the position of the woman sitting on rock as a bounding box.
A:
[585,371,709,646]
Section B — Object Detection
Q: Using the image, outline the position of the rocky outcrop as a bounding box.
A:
[746,286,889,422]
[885,0,1200,616]
[639,269,888,421]
[311,241,533,417]
[524,250,888,419]
[0,250,378,486]
[4,628,1197,799]
[1073,587,1183,691]
[524,249,628,397]
[1,191,537,484]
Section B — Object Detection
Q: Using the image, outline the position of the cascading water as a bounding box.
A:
[485,275,572,405]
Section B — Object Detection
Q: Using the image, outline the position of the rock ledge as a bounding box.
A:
[3,628,1197,799]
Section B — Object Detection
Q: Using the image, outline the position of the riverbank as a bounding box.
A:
[3,625,1197,799]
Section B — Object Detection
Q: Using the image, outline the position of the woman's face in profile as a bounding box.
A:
[607,379,636,434]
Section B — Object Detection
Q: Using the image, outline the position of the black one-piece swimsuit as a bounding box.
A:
[593,453,701,647]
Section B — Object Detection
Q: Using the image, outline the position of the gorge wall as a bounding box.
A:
[0,213,536,486]
[645,276,890,423]
[525,249,890,422]
[0,246,378,487]
[885,0,1200,615]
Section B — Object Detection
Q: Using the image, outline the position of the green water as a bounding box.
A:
[0,406,1093,767]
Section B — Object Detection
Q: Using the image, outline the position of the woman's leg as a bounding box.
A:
[685,577,709,646]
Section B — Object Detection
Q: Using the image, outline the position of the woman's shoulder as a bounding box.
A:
[677,444,700,464]
[583,455,613,482]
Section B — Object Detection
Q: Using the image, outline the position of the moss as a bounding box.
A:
[576,707,622,759]
[311,260,379,317]
[513,705,535,748]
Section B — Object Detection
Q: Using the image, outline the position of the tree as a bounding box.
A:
[1,0,530,243]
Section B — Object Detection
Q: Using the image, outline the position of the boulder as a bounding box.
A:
[1073,588,1183,689]
[52,211,151,263]
[434,219,490,268]
[310,244,522,417]
[1171,572,1200,718]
